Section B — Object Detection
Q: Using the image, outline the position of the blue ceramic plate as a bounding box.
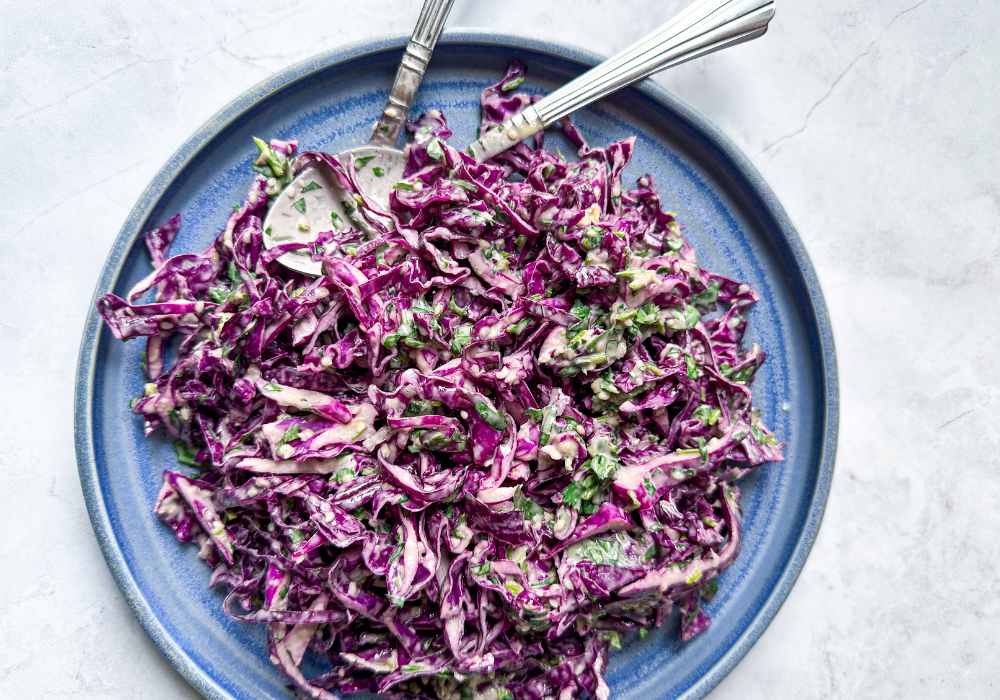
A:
[75,30,837,700]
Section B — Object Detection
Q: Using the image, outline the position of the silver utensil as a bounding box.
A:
[468,0,775,161]
[263,0,454,276]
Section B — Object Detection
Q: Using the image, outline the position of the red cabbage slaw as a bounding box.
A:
[98,61,783,700]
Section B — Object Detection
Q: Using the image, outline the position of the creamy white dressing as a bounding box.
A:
[477,486,517,504]
[584,248,610,269]
[265,166,345,252]
[578,202,603,226]
[537,327,569,364]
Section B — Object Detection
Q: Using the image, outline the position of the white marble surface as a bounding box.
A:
[2,0,998,698]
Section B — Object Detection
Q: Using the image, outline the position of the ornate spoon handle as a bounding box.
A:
[469,0,775,161]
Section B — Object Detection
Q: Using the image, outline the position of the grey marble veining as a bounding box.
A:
[1,0,998,698]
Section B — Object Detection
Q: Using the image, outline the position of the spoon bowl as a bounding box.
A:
[263,0,452,276]
[263,146,407,276]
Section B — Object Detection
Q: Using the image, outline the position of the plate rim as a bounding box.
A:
[74,28,839,700]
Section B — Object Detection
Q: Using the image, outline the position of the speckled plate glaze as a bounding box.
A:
[75,30,838,700]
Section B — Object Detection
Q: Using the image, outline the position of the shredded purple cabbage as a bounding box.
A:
[98,61,783,700]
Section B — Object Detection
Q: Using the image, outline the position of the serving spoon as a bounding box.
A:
[263,0,455,276]
[468,0,775,161]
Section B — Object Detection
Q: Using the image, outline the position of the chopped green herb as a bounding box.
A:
[693,404,722,426]
[504,580,524,596]
[730,363,759,384]
[404,399,441,417]
[643,478,656,498]
[279,424,300,446]
[426,138,444,160]
[333,467,356,484]
[684,351,698,380]
[448,298,468,316]
[252,136,286,177]
[600,630,622,650]
[508,317,530,335]
[565,535,627,566]
[474,400,508,431]
[354,156,376,170]
[501,75,525,91]
[568,301,592,333]
[300,181,321,192]
[691,280,720,310]
[173,440,207,467]
[523,407,543,423]
[539,404,558,447]
[634,302,661,326]
[450,325,473,355]
[642,544,658,562]
[562,481,585,510]
[700,578,720,600]
[291,198,306,214]
[669,305,700,330]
